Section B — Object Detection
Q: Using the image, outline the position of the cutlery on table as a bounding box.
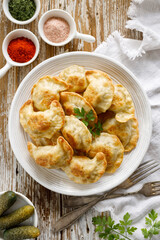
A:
[64,181,160,208]
[53,159,160,232]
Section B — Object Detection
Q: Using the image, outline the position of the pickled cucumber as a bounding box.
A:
[0,191,17,216]
[3,226,40,240]
[0,205,34,229]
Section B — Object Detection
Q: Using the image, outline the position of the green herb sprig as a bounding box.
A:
[92,210,160,240]
[74,107,103,136]
[92,213,137,240]
[141,209,160,239]
[89,120,103,137]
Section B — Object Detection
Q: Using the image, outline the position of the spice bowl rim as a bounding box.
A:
[0,191,38,227]
[3,0,41,25]
[38,9,77,47]
[2,29,40,67]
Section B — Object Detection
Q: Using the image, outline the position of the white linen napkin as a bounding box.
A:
[94,0,160,238]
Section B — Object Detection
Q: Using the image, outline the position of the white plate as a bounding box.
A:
[8,52,152,196]
[0,191,38,240]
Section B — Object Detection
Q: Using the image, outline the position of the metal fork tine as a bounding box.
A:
[130,162,159,181]
[152,191,160,196]
[152,185,160,189]
[151,181,160,186]
[132,167,160,185]
[130,161,157,179]
[132,159,156,175]
[153,187,160,191]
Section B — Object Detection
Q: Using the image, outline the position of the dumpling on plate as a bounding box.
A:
[31,76,68,111]
[85,70,111,84]
[61,116,92,152]
[62,152,107,184]
[28,136,73,169]
[60,92,97,124]
[83,70,114,114]
[19,100,65,139]
[88,132,124,173]
[103,115,139,152]
[31,131,62,146]
[59,65,87,92]
[109,84,135,122]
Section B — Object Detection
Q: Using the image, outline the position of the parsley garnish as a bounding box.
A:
[74,108,103,136]
[141,209,160,239]
[92,210,160,239]
[92,213,137,240]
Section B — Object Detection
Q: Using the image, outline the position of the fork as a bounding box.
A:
[64,181,160,208]
[53,159,160,232]
[63,159,160,208]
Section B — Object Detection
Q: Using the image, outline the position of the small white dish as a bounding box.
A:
[3,0,41,25]
[0,191,38,240]
[38,9,95,46]
[0,29,39,79]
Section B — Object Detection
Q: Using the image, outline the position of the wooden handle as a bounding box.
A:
[64,192,138,208]
[64,195,98,208]
[53,187,118,232]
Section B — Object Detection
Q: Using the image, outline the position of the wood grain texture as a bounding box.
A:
[0,0,142,239]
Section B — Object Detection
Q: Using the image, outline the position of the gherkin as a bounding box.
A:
[0,205,34,230]
[4,226,40,240]
[0,191,17,217]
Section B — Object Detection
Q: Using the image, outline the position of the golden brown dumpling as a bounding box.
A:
[109,84,135,122]
[31,76,68,110]
[31,131,62,146]
[88,132,124,173]
[60,91,97,124]
[19,100,65,139]
[28,136,73,169]
[85,70,110,84]
[61,116,92,152]
[59,65,87,92]
[103,116,139,152]
[83,70,114,114]
[62,152,107,184]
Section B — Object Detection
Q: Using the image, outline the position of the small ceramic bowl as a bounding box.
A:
[0,29,39,79]
[0,191,38,240]
[3,0,41,25]
[38,9,95,47]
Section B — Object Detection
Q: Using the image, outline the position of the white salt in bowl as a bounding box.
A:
[38,9,95,46]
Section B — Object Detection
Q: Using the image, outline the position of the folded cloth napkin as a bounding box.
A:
[94,0,160,238]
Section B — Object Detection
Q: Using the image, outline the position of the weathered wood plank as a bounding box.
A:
[0,0,142,239]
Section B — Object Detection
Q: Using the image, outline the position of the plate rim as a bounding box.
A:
[8,51,152,196]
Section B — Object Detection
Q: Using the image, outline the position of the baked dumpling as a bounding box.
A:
[31,131,62,146]
[28,136,73,169]
[103,116,139,152]
[60,92,97,124]
[109,84,135,122]
[61,116,92,152]
[85,70,110,84]
[62,152,107,184]
[31,76,68,110]
[88,132,124,173]
[19,100,65,139]
[83,70,114,114]
[59,65,87,92]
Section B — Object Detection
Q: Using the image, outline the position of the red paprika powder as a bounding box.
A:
[7,37,36,63]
